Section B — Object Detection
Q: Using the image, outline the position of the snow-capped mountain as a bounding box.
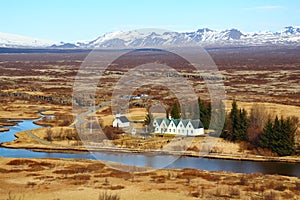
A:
[0,32,56,48]
[79,30,191,48]
[279,26,300,35]
[83,26,300,48]
[1,26,300,48]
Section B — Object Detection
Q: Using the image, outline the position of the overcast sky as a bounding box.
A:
[1,0,299,42]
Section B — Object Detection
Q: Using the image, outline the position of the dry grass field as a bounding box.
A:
[0,48,299,109]
[225,100,300,120]
[0,158,299,200]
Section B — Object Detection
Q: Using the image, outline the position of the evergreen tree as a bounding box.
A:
[166,110,169,119]
[227,100,249,141]
[182,106,187,119]
[188,105,193,119]
[285,117,297,143]
[277,117,296,156]
[170,103,181,119]
[259,115,296,156]
[193,102,200,119]
[238,108,248,141]
[211,100,226,136]
[229,100,239,141]
[198,98,211,129]
[259,117,273,148]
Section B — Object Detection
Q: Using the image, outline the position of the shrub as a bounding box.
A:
[72,174,91,181]
[263,191,276,200]
[186,146,199,152]
[7,159,39,166]
[26,182,37,188]
[98,191,120,200]
[189,191,200,198]
[103,178,110,186]
[6,191,24,200]
[274,184,287,191]
[59,115,74,126]
[239,175,248,185]
[109,185,125,190]
[102,127,123,140]
[45,128,53,141]
[295,181,300,191]
[229,187,240,197]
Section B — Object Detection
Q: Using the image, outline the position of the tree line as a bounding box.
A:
[166,98,224,131]
[164,99,298,156]
[222,100,298,156]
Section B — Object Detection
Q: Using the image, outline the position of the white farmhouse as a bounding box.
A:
[112,113,130,128]
[153,118,204,136]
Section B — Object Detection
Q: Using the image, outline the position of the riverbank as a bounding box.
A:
[0,100,73,125]
[0,128,9,132]
[2,128,300,164]
[0,157,299,200]
[3,143,300,164]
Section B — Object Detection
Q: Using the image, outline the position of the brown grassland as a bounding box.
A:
[0,47,300,199]
[0,158,299,200]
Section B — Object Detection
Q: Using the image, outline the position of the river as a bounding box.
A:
[0,117,299,177]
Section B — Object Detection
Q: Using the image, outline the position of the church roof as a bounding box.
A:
[155,118,163,125]
[190,119,204,129]
[154,118,203,129]
[118,116,129,123]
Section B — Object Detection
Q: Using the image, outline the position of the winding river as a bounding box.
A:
[0,118,299,177]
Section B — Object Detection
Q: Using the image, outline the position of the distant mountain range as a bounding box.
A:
[1,26,300,48]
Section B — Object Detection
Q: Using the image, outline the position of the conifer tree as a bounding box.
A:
[198,98,211,129]
[259,117,273,148]
[277,117,296,156]
[211,100,226,135]
[229,100,239,140]
[227,100,249,141]
[188,105,193,119]
[259,115,297,156]
[170,103,181,119]
[182,106,187,119]
[238,108,248,141]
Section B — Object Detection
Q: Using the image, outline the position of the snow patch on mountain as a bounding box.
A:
[0,32,56,48]
[85,26,300,48]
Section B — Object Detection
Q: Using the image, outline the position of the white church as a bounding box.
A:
[153,117,204,136]
[112,113,130,128]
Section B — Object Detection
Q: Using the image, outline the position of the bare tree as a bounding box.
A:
[45,128,53,142]
[249,103,269,129]
[248,103,269,143]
